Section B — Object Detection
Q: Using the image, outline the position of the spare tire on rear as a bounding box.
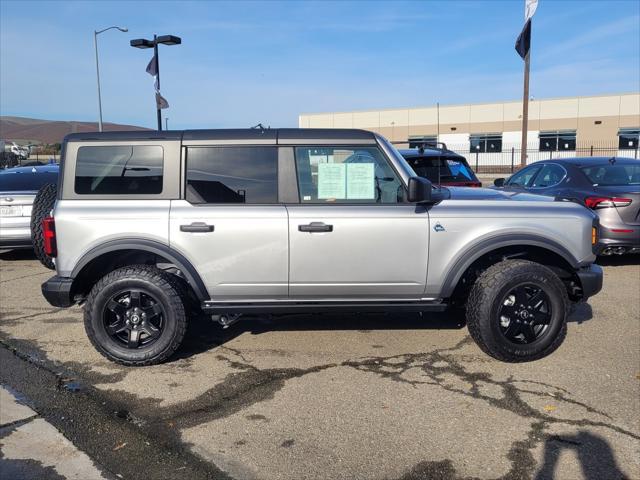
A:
[31,183,57,270]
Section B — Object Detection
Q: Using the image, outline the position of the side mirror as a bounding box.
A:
[494,178,505,187]
[408,176,433,203]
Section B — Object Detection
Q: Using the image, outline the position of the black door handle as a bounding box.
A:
[180,222,214,233]
[298,222,333,233]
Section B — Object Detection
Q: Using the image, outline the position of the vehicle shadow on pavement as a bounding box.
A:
[597,255,640,266]
[175,311,464,361]
[0,249,37,261]
[534,430,627,480]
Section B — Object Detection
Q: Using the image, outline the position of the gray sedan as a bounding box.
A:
[0,164,59,249]
[493,157,640,256]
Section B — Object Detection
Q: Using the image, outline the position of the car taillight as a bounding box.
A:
[42,216,57,257]
[584,197,632,209]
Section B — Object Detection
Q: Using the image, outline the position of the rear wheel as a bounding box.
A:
[84,265,188,366]
[466,259,568,362]
[30,183,57,270]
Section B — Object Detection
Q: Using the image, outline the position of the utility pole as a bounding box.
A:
[520,47,531,167]
[93,26,128,132]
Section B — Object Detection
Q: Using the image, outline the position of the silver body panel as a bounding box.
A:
[169,201,288,300]
[53,129,598,304]
[54,200,171,276]
[425,199,596,294]
[287,205,429,298]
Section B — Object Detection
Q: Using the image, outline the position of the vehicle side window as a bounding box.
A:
[507,165,541,187]
[186,147,278,204]
[531,164,566,188]
[75,145,163,195]
[294,146,404,204]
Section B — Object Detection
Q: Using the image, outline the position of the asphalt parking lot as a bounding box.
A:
[0,250,638,480]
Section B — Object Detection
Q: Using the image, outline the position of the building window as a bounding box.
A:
[618,128,639,150]
[539,131,576,152]
[469,133,502,153]
[408,136,437,149]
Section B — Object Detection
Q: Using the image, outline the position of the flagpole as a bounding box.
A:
[154,35,162,131]
[520,46,530,167]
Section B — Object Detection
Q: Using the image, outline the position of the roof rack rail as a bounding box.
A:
[391,140,449,152]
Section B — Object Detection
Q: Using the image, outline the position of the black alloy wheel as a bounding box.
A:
[497,283,551,344]
[103,289,165,349]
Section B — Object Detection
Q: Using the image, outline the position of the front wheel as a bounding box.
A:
[84,265,188,366]
[466,259,569,362]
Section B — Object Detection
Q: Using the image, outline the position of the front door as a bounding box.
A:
[169,146,288,301]
[287,145,429,299]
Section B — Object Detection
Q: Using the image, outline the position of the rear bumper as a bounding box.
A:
[576,264,603,300]
[41,276,74,308]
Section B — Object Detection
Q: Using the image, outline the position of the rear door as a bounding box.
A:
[287,145,429,299]
[169,145,289,301]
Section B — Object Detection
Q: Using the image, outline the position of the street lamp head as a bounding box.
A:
[118,27,128,32]
[130,38,154,49]
[156,35,181,46]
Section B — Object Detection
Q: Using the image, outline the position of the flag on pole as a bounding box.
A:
[145,54,158,76]
[156,92,169,109]
[147,53,169,109]
[516,0,538,59]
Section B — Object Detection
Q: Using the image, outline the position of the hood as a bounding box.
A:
[444,186,555,202]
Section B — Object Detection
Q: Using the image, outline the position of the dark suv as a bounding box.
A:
[400,144,481,187]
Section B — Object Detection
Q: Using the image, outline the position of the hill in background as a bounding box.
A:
[0,116,151,145]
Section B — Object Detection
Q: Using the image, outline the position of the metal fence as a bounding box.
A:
[394,140,639,175]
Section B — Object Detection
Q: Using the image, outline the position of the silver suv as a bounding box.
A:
[39,129,603,366]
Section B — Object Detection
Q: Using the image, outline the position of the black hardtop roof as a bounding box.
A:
[536,156,640,167]
[63,128,377,143]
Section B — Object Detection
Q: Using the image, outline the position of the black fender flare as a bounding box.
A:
[439,233,581,298]
[70,238,209,301]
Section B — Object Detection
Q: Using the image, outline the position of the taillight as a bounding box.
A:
[42,216,57,257]
[585,197,632,209]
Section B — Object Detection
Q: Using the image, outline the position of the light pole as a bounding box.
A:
[130,34,181,131]
[165,117,169,130]
[94,26,128,132]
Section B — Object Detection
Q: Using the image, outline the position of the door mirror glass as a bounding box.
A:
[408,176,433,203]
[494,178,505,187]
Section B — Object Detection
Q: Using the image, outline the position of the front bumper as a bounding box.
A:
[576,264,603,300]
[41,276,74,308]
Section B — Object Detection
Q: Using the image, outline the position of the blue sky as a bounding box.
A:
[1,0,638,129]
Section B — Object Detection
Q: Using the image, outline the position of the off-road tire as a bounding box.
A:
[30,183,57,270]
[466,259,569,362]
[84,265,188,366]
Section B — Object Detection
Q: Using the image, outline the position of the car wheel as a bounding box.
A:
[466,259,568,362]
[84,265,188,366]
[30,183,57,270]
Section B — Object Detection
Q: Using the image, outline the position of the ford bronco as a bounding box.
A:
[38,129,602,365]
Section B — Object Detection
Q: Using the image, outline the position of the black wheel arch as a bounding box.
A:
[70,238,209,302]
[441,234,583,300]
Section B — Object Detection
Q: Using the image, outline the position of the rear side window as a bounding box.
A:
[75,146,163,195]
[581,164,640,186]
[186,147,278,204]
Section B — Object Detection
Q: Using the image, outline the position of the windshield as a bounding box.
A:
[581,164,640,186]
[405,156,476,183]
[0,170,58,192]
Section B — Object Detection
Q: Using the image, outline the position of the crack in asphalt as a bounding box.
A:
[0,271,50,284]
[0,326,637,480]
